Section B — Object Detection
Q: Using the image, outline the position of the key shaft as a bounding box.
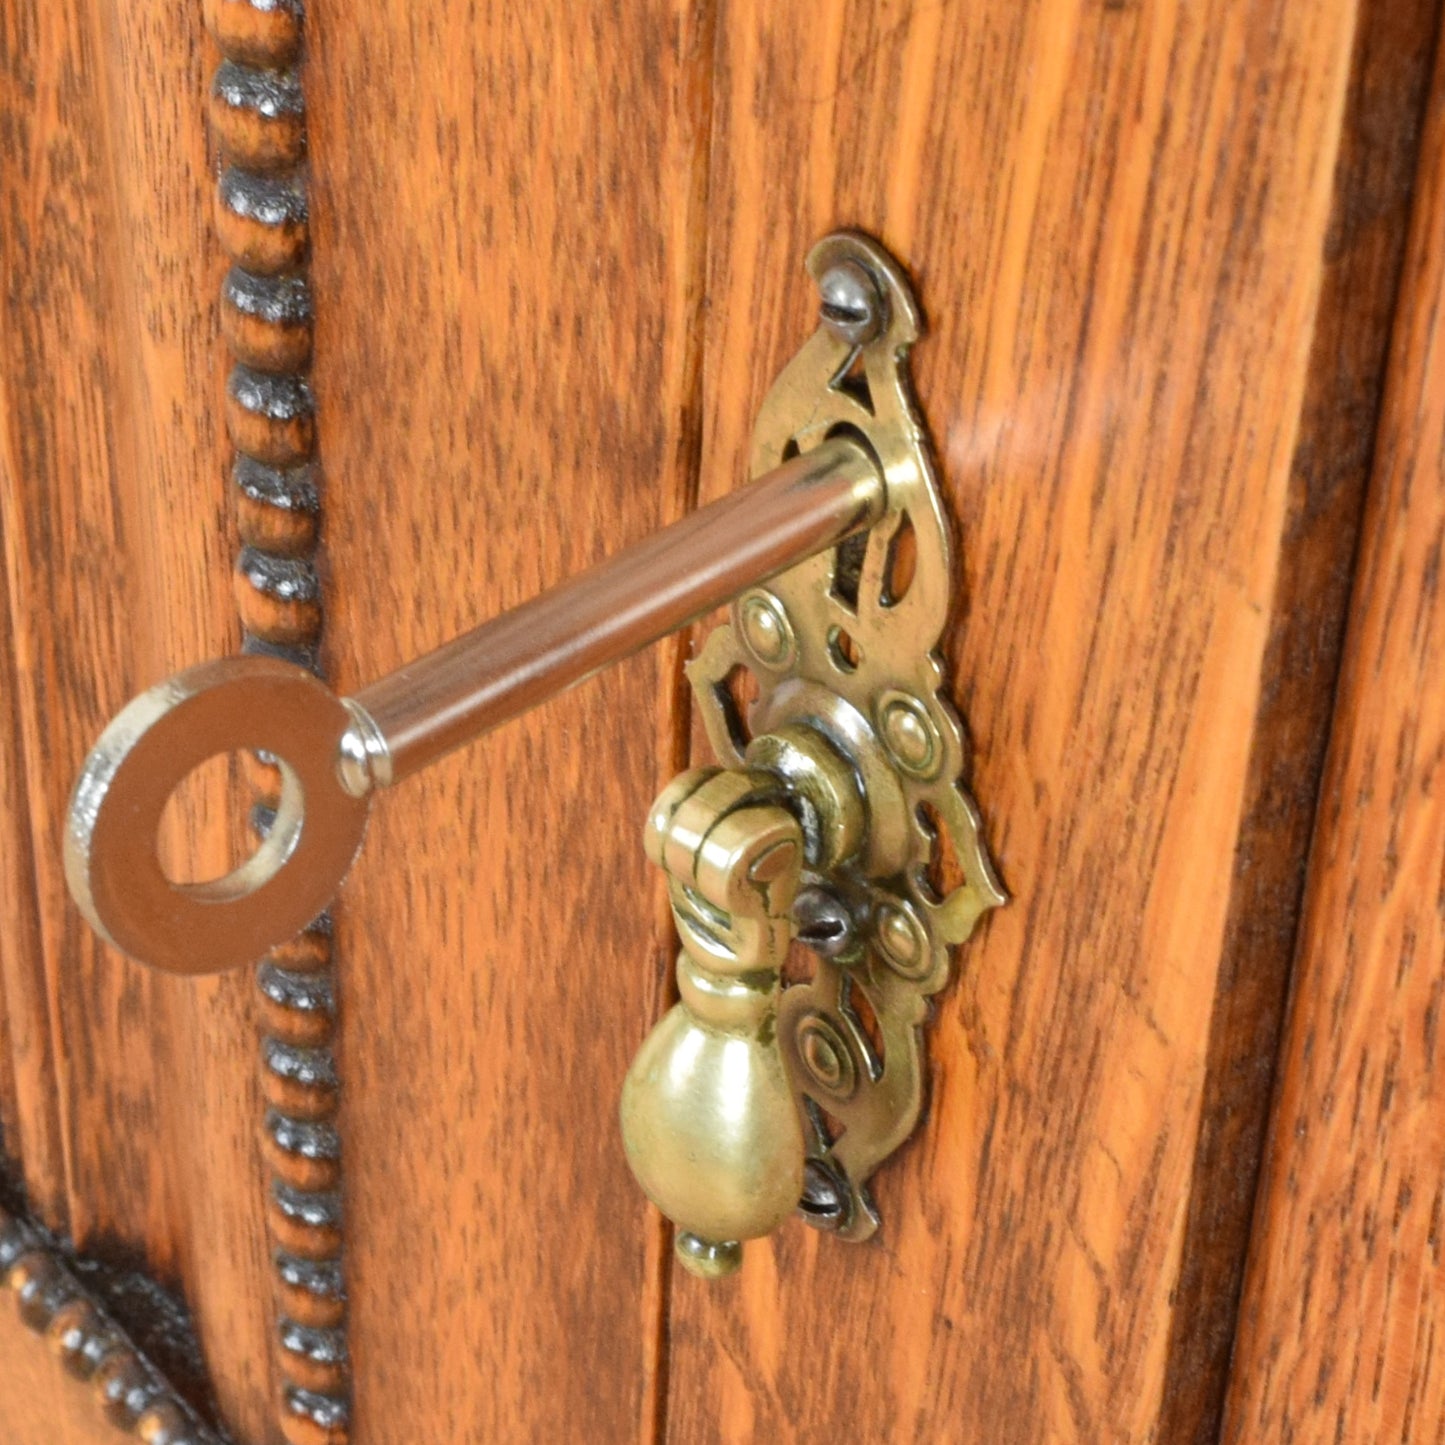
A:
[349,434,884,786]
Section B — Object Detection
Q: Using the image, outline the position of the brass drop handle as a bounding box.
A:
[623,769,809,1279]
[65,231,1003,1277]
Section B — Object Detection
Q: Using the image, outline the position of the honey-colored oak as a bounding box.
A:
[2,0,1443,1440]
[0,1314,119,1445]
[0,533,52,1203]
[0,1,277,1438]
[300,0,712,1439]
[666,1,1432,1441]
[1159,3,1443,1432]
[1222,31,1445,1444]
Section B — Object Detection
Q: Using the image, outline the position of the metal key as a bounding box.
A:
[65,436,884,975]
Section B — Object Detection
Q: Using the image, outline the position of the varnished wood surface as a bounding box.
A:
[1222,31,1445,1445]
[1158,3,1443,1434]
[0,1,276,1438]
[2,0,1443,1440]
[667,1,1405,1441]
[301,0,711,1439]
[0,1201,226,1445]
[0,522,53,1202]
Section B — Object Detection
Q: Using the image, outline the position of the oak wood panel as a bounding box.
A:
[302,1,712,1439]
[668,1,1379,1440]
[1157,3,1443,1435]
[1222,31,1445,1444]
[0,1,279,1437]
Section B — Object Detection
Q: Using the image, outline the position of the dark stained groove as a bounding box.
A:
[1157,3,1445,1440]
[241,631,320,674]
[233,455,320,515]
[0,503,67,1230]
[218,167,309,228]
[208,0,355,1438]
[648,3,724,1441]
[213,60,305,121]
[237,546,321,602]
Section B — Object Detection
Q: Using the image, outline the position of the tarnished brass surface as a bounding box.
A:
[683,231,1004,1243]
[621,769,808,1279]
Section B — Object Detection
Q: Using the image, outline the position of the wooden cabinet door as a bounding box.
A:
[2,1,1442,1442]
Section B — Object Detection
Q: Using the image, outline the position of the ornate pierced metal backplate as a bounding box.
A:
[689,231,1005,1240]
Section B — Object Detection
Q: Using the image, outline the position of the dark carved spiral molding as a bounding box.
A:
[204,2,350,1442]
[0,1202,226,1444]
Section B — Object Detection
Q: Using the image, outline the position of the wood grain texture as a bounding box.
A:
[0,0,278,1437]
[668,1,1382,1440]
[1222,29,1445,1444]
[0,1322,116,1445]
[1157,3,1443,1436]
[0,516,55,1205]
[301,0,712,1439]
[2,4,1440,1441]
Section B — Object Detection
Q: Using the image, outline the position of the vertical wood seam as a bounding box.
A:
[646,4,722,1441]
[1160,2,1445,1438]
[0,505,62,1223]
[1214,1,1445,1436]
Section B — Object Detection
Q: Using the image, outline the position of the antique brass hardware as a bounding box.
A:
[622,767,809,1281]
[621,233,1004,1273]
[65,231,1002,1277]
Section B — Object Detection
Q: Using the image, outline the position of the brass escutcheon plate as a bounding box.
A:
[689,231,1005,1241]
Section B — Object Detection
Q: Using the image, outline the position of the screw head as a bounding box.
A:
[792,885,856,959]
[879,692,942,778]
[818,260,885,347]
[798,1158,848,1231]
[738,590,795,669]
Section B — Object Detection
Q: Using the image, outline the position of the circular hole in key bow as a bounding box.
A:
[156,749,305,895]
